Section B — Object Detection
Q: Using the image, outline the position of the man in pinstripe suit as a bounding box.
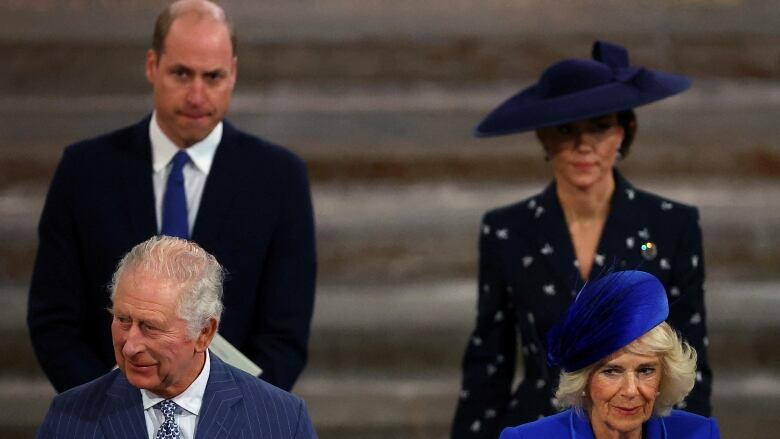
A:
[36,237,318,438]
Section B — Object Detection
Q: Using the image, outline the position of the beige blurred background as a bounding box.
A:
[1,0,779,437]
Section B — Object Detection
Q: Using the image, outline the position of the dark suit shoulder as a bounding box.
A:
[227,361,305,407]
[621,186,701,244]
[47,369,122,418]
[630,186,699,217]
[208,354,305,408]
[224,122,307,170]
[482,192,540,226]
[63,119,147,158]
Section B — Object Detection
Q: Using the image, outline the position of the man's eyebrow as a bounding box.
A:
[167,64,193,72]
[204,68,226,75]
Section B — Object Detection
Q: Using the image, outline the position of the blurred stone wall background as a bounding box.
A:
[1,0,779,437]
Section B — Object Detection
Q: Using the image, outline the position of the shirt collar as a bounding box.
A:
[141,349,212,416]
[149,111,221,174]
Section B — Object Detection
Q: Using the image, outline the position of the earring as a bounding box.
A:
[581,391,586,397]
[656,391,661,396]
[616,150,623,160]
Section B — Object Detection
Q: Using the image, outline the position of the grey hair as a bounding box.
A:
[152,0,237,56]
[109,236,224,339]
[554,322,697,416]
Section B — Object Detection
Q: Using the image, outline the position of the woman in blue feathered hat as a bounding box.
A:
[499,270,720,438]
[452,41,712,438]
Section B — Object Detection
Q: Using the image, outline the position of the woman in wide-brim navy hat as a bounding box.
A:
[452,41,712,439]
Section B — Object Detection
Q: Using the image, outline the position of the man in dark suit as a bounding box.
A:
[27,0,316,393]
[36,236,318,438]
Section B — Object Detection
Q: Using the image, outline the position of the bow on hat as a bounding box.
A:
[592,40,651,89]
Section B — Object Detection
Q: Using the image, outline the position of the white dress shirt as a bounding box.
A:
[141,350,212,439]
[150,112,221,235]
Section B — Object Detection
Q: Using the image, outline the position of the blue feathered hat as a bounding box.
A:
[474,40,691,137]
[547,270,669,372]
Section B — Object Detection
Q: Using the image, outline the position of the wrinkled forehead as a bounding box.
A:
[114,267,184,307]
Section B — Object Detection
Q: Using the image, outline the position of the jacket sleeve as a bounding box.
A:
[668,207,712,416]
[452,213,517,439]
[293,398,319,439]
[246,156,317,391]
[27,147,109,392]
[709,416,721,438]
[35,396,62,439]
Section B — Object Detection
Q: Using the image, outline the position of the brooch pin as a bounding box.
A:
[640,241,658,260]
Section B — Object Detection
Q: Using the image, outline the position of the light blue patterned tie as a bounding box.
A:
[160,150,190,239]
[155,399,181,439]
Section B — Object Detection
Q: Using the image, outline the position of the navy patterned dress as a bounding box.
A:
[452,171,712,439]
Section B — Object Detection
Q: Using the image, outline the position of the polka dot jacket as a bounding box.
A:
[451,172,712,439]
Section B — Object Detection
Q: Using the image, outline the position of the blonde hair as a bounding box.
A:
[109,236,224,339]
[554,322,697,416]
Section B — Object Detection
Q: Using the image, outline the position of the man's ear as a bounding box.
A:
[229,56,238,87]
[145,49,159,85]
[195,318,218,353]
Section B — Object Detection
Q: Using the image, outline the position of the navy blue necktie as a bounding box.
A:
[155,399,182,439]
[161,150,190,239]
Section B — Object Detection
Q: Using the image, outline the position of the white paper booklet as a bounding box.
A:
[209,333,263,377]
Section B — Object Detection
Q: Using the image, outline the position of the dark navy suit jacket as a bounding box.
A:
[453,172,711,438]
[499,409,719,439]
[28,116,316,392]
[36,354,318,438]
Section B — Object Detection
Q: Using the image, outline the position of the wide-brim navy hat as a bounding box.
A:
[546,270,669,372]
[474,40,691,137]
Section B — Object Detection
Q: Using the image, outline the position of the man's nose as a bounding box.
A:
[186,78,206,105]
[122,324,146,357]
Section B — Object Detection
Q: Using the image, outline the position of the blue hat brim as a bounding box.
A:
[474,66,690,138]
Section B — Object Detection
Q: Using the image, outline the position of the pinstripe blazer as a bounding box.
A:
[36,354,318,438]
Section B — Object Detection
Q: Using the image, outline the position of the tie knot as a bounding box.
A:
[171,150,190,170]
[158,399,178,419]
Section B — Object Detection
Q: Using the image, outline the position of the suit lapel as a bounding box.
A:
[588,170,643,279]
[191,122,241,250]
[535,171,645,291]
[120,116,158,239]
[534,181,582,295]
[197,354,245,438]
[100,372,148,439]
